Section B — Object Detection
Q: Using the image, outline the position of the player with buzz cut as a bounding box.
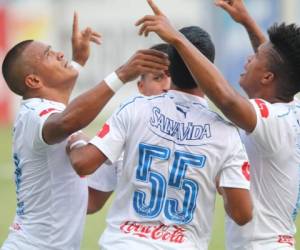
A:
[67,21,253,250]
[87,43,171,214]
[137,0,300,249]
[0,10,169,250]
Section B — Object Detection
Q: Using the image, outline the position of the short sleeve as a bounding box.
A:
[26,102,64,147]
[89,105,131,163]
[219,129,250,190]
[249,99,284,152]
[88,160,120,192]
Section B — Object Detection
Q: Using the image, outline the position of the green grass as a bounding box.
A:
[0,125,299,249]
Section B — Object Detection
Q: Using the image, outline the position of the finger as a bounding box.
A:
[135,15,157,26]
[82,27,92,39]
[92,31,102,38]
[137,49,169,59]
[147,0,163,16]
[137,54,170,67]
[138,66,166,76]
[90,36,102,45]
[138,61,169,71]
[215,0,234,12]
[144,25,158,37]
[138,21,157,35]
[72,11,79,35]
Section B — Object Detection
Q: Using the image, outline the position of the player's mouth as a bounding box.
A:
[240,64,249,78]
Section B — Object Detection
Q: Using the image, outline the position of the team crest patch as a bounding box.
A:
[97,123,110,138]
[242,161,250,181]
[254,99,269,118]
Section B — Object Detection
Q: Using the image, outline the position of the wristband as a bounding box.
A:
[70,61,83,72]
[104,72,124,93]
[69,139,88,150]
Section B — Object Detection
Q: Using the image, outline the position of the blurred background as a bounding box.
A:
[0,0,299,249]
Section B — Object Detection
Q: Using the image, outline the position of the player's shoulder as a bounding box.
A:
[199,106,234,126]
[116,93,169,115]
[250,98,298,119]
[20,98,64,116]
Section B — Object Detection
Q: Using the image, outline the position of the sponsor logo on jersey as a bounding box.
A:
[150,107,211,144]
[120,221,185,243]
[277,235,294,246]
[39,108,58,117]
[254,99,269,118]
[97,123,110,138]
[242,161,250,181]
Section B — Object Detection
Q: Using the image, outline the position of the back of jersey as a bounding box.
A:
[90,90,249,250]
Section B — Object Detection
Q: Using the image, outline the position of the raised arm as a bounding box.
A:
[43,49,169,145]
[136,0,256,132]
[215,0,266,52]
[71,12,102,66]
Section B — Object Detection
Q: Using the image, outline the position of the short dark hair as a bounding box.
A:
[169,26,215,89]
[150,43,169,55]
[267,23,300,98]
[2,40,34,96]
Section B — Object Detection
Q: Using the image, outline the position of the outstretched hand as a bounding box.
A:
[72,12,102,66]
[215,0,250,24]
[135,0,181,45]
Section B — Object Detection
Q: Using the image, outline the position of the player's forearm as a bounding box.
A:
[222,187,253,226]
[241,17,267,52]
[87,188,112,214]
[61,82,113,132]
[69,144,108,176]
[172,36,240,118]
[43,82,114,145]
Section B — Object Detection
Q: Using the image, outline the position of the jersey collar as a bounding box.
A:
[167,90,208,107]
[21,98,66,109]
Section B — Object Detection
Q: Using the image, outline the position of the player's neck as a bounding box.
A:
[23,88,72,105]
[171,85,205,97]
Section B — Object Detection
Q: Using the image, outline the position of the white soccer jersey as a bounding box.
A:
[88,159,122,192]
[226,98,300,250]
[1,98,88,250]
[89,90,250,250]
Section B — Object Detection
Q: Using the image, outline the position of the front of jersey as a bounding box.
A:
[90,90,250,250]
[1,98,88,250]
[226,99,300,250]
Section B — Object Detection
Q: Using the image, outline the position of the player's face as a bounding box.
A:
[24,41,78,90]
[239,42,271,98]
[138,72,171,96]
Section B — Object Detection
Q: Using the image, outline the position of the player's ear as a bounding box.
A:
[261,71,274,86]
[137,79,144,92]
[25,74,43,90]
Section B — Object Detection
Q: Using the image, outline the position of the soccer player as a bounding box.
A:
[137,0,300,249]
[88,43,171,214]
[0,12,169,250]
[67,25,252,249]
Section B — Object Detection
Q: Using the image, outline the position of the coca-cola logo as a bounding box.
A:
[120,221,185,244]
